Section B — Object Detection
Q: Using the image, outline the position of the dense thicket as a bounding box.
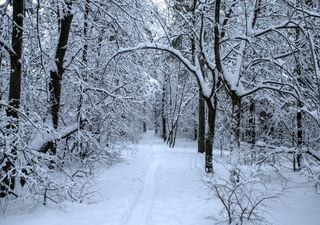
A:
[0,0,156,203]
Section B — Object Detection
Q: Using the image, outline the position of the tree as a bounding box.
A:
[1,0,24,198]
[49,0,74,130]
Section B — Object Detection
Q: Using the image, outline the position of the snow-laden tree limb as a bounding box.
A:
[107,43,212,98]
[0,37,15,56]
[29,123,78,151]
[241,81,300,100]
[0,101,38,128]
[281,0,320,18]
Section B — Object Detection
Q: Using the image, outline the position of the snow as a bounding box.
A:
[268,183,320,225]
[2,132,320,225]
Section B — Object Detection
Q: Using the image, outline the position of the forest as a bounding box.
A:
[0,0,320,224]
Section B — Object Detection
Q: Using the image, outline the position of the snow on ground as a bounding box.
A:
[1,131,320,225]
[266,174,320,225]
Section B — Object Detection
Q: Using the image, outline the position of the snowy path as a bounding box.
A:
[125,153,159,225]
[2,132,213,225]
[123,133,213,225]
[2,131,320,225]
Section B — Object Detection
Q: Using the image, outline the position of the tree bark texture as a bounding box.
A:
[7,0,24,121]
[1,0,24,198]
[231,94,241,150]
[204,97,217,173]
[198,92,206,153]
[295,101,303,171]
[49,3,73,129]
[248,97,256,146]
[161,78,167,142]
[82,0,89,65]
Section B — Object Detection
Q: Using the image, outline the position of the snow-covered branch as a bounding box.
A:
[0,38,15,56]
[29,123,78,151]
[0,101,38,128]
[107,43,212,98]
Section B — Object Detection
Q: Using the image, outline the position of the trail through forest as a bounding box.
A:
[2,132,214,225]
[124,132,213,225]
[2,132,320,225]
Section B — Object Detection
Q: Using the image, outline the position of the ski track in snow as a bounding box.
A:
[125,154,159,225]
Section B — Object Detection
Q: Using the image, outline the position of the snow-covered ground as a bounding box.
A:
[1,132,320,225]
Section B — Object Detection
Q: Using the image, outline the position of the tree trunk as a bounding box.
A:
[193,108,197,141]
[230,94,241,164]
[293,3,303,170]
[231,94,241,149]
[198,92,206,153]
[82,0,90,65]
[7,0,24,122]
[1,0,24,198]
[191,0,206,153]
[204,97,217,173]
[49,3,73,129]
[161,79,167,141]
[154,104,159,135]
[295,101,303,171]
[248,97,256,146]
[142,101,147,132]
[143,121,147,133]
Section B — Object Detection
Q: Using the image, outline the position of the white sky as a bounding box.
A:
[0,0,6,5]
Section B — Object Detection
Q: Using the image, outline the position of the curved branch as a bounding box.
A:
[107,43,196,73]
[241,82,300,101]
[0,101,38,128]
[106,43,212,98]
[0,38,15,56]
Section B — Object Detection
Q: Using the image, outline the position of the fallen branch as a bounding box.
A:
[29,123,78,152]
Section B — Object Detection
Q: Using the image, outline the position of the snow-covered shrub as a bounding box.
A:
[208,167,281,225]
[0,111,120,211]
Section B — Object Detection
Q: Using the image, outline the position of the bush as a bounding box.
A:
[208,166,281,225]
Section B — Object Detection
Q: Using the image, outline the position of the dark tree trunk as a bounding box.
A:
[204,97,217,173]
[231,94,241,150]
[293,6,303,170]
[198,91,206,154]
[191,0,206,153]
[161,80,167,142]
[213,0,223,74]
[1,0,24,198]
[7,0,24,121]
[154,105,159,135]
[193,108,197,141]
[143,121,147,133]
[49,3,73,129]
[143,101,147,132]
[248,97,256,146]
[295,101,303,171]
[82,0,89,65]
